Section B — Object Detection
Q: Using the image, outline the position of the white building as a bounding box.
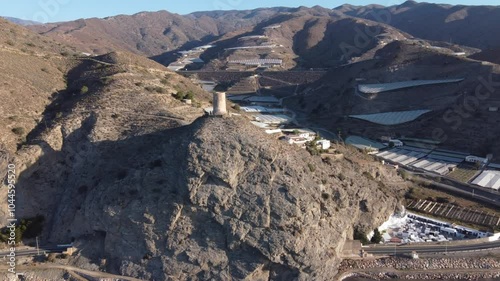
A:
[298,132,311,138]
[316,139,331,150]
[285,134,315,145]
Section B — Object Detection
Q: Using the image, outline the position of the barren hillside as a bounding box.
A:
[0,18,77,154]
[28,8,299,57]
[337,0,500,49]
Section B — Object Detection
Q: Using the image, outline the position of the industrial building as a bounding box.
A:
[349,110,431,125]
[358,78,464,94]
[254,114,292,125]
[376,146,466,176]
[240,106,284,113]
[472,170,500,191]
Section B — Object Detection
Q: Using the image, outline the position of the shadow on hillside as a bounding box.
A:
[149,34,219,66]
[17,114,203,271]
[24,59,119,147]
[291,18,379,70]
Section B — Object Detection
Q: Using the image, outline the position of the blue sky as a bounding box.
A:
[3,0,498,23]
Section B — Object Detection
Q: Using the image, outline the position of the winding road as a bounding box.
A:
[365,240,500,255]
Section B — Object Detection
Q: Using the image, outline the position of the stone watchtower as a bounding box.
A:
[213,92,227,116]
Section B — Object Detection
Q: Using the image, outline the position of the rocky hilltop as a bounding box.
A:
[9,113,405,280]
[0,14,409,281]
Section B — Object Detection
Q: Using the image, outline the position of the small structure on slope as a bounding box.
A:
[213,92,227,116]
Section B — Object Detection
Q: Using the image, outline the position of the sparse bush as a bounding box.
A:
[47,253,57,262]
[172,91,185,100]
[5,40,14,46]
[405,187,415,200]
[370,228,383,244]
[234,104,241,111]
[353,228,369,244]
[11,127,25,136]
[307,163,316,172]
[399,169,409,180]
[323,156,332,165]
[184,91,194,100]
[0,215,45,244]
[337,173,346,181]
[26,42,35,47]
[306,141,320,156]
[145,86,165,94]
[362,171,374,180]
[436,197,450,204]
[81,85,89,94]
[100,77,112,85]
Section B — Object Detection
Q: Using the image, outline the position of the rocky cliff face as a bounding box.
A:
[10,114,405,280]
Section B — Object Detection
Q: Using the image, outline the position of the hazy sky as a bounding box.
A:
[3,0,499,23]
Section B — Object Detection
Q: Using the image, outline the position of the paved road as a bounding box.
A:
[408,170,500,207]
[0,246,65,259]
[0,264,143,281]
[365,240,500,255]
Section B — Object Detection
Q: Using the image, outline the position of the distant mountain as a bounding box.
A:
[27,6,410,68]
[335,0,500,49]
[2,16,40,26]
[28,8,297,57]
[195,12,409,69]
[24,3,500,67]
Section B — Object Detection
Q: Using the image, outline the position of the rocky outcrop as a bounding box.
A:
[10,115,405,280]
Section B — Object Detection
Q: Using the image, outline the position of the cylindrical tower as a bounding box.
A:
[213,92,227,116]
